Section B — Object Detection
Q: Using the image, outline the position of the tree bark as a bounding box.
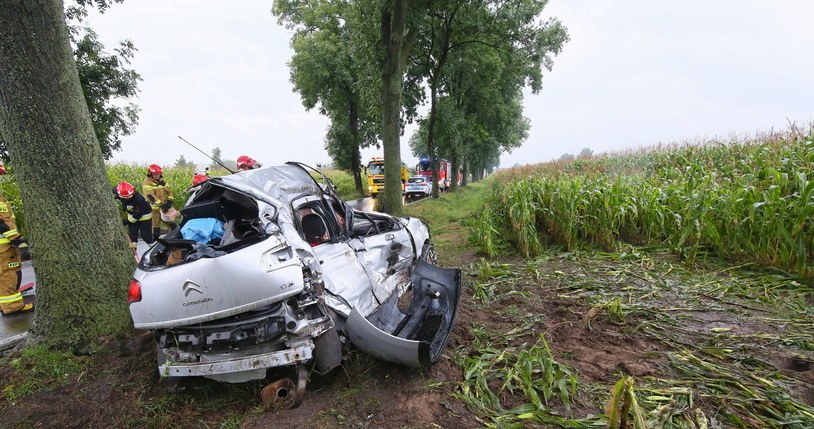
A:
[0,0,134,349]
[461,159,469,186]
[449,150,459,191]
[427,84,440,198]
[378,0,411,215]
[348,97,364,195]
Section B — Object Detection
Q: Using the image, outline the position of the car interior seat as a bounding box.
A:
[301,214,328,245]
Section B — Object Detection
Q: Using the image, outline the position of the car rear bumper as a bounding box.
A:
[158,340,314,380]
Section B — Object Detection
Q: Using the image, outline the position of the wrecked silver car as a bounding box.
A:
[127,162,460,406]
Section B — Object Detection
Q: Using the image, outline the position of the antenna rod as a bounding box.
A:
[178,136,236,174]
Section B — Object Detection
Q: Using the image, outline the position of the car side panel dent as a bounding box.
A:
[312,243,380,317]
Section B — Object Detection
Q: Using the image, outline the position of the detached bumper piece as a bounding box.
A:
[346,259,461,368]
[158,341,314,382]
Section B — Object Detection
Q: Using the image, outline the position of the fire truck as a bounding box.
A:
[415,157,451,191]
[366,157,408,197]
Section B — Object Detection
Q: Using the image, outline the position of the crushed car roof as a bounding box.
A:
[209,164,324,205]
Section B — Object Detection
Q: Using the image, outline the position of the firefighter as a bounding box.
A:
[191,172,209,186]
[184,171,210,194]
[236,155,260,171]
[0,164,32,316]
[113,182,154,249]
[141,164,177,240]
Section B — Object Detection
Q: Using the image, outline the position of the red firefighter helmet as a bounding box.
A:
[0,164,6,174]
[192,173,209,186]
[116,182,136,199]
[147,164,163,175]
[236,155,256,170]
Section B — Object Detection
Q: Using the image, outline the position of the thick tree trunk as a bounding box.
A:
[348,98,364,195]
[380,61,403,214]
[427,84,440,198]
[449,151,459,191]
[0,0,134,349]
[461,159,469,186]
[425,24,451,199]
[378,0,410,215]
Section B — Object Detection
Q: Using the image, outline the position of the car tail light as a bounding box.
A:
[128,279,142,303]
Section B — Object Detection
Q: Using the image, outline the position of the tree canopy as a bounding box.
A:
[275,0,381,193]
[276,0,567,208]
[0,1,141,161]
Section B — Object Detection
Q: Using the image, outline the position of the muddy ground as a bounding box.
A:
[1,201,812,428]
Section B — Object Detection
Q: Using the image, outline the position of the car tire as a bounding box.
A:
[420,241,437,266]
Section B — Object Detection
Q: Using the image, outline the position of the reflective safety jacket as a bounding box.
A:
[0,194,21,252]
[142,176,174,210]
[113,188,153,223]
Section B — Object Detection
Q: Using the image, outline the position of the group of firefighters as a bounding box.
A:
[0,155,260,317]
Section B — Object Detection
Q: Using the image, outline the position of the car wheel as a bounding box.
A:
[420,241,437,266]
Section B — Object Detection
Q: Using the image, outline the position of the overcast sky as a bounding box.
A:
[87,0,814,170]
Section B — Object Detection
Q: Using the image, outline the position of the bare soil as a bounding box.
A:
[1,221,812,428]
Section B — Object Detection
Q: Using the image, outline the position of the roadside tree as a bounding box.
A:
[274,1,380,195]
[0,0,134,348]
[411,0,567,196]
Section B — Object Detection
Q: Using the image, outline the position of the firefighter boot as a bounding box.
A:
[153,227,162,241]
[2,303,33,316]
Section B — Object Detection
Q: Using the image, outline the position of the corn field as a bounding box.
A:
[473,127,814,284]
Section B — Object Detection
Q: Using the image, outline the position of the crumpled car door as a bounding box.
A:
[349,222,413,302]
[311,242,382,317]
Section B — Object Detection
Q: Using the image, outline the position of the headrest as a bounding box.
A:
[301,214,327,244]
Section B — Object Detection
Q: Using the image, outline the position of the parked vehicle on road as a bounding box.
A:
[128,162,460,407]
[404,175,431,198]
[365,157,409,197]
[415,157,451,191]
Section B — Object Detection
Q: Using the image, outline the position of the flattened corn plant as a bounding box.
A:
[455,331,604,428]
[474,129,814,283]
[537,247,814,428]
